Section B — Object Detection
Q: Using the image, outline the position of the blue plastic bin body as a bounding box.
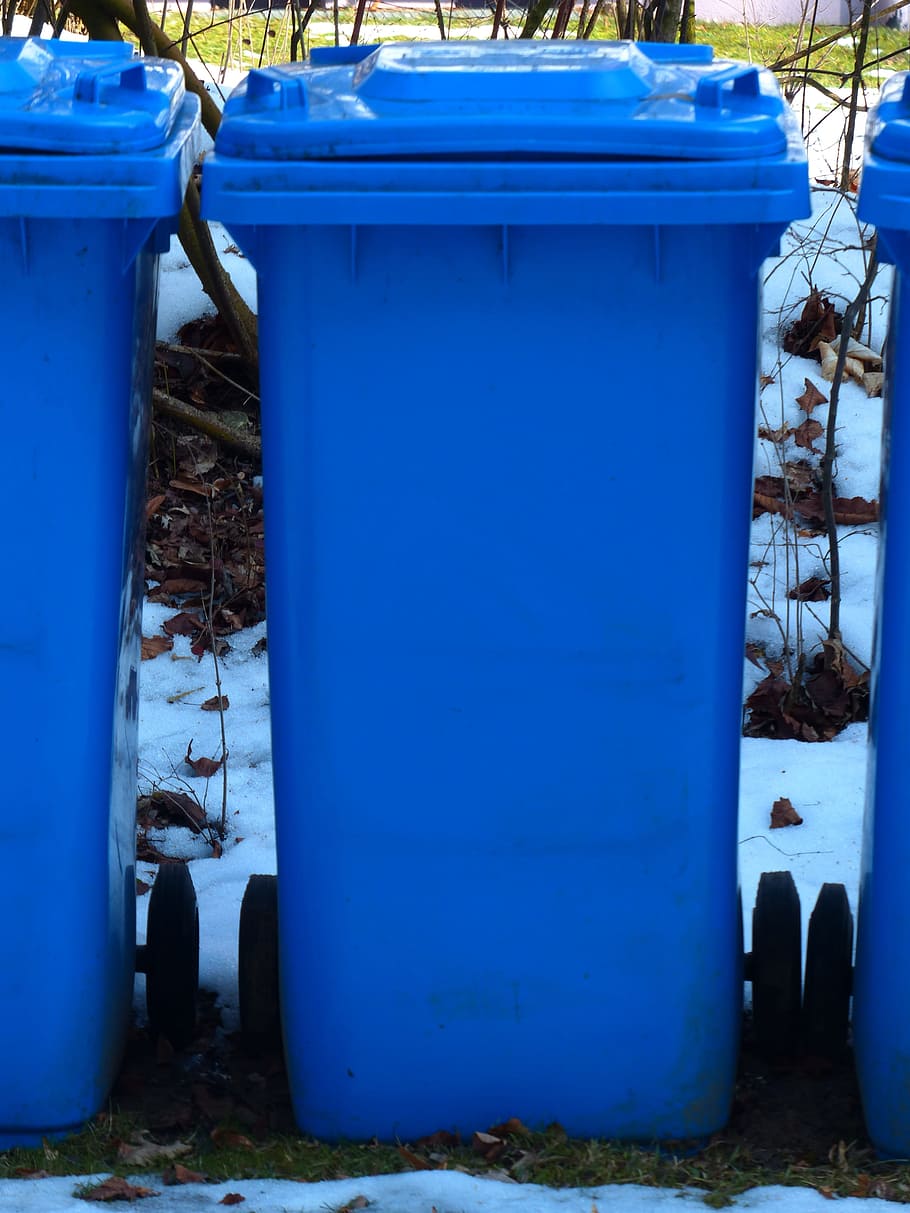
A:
[0,38,199,1148]
[203,40,809,1143]
[853,72,910,1160]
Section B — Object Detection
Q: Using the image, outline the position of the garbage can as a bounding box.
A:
[203,40,809,1143]
[852,72,910,1159]
[0,37,200,1147]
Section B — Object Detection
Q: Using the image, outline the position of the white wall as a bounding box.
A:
[694,0,905,25]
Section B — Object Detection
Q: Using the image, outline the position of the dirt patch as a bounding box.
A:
[109,998,870,1173]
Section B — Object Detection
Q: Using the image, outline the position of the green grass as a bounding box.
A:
[3,1114,910,1204]
[145,9,910,83]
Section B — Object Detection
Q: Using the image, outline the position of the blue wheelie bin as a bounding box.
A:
[853,72,910,1159]
[0,37,199,1147]
[204,40,809,1143]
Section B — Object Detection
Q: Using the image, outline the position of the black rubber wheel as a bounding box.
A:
[751,871,802,1059]
[145,862,199,1050]
[239,874,282,1052]
[803,882,853,1061]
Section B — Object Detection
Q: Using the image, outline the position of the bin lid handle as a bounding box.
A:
[245,68,309,112]
[695,63,761,110]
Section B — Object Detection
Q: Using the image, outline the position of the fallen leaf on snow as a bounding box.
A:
[795,378,828,415]
[138,790,206,833]
[757,422,791,444]
[818,340,866,385]
[141,635,174,661]
[79,1177,158,1202]
[185,740,224,779]
[863,371,883,397]
[771,797,804,828]
[163,611,206,637]
[787,576,830,602]
[745,642,765,669]
[783,289,839,356]
[833,496,879,526]
[161,1164,207,1186]
[201,695,230,712]
[792,418,825,452]
[219,1196,245,1207]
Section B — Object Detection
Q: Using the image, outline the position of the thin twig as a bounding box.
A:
[820,241,880,646]
[162,344,260,401]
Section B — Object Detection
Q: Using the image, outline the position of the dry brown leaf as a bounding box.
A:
[758,423,791,444]
[415,1130,461,1147]
[138,790,206,833]
[398,1146,433,1170]
[170,477,215,498]
[863,371,884,397]
[164,611,205,637]
[146,493,167,520]
[141,635,174,661]
[201,695,230,712]
[771,797,804,828]
[840,337,883,366]
[834,496,879,526]
[760,373,775,388]
[472,1131,505,1160]
[818,341,866,385]
[220,1197,245,1207]
[796,378,828,413]
[792,418,824,452]
[117,1134,193,1167]
[185,740,224,779]
[787,576,830,602]
[210,1128,255,1151]
[159,578,208,595]
[488,1117,530,1137]
[79,1177,159,1203]
[161,1164,207,1186]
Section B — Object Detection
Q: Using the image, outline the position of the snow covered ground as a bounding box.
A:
[1,1171,905,1212]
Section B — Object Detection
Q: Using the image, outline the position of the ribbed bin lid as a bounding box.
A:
[214,40,791,161]
[866,72,910,164]
[0,37,186,153]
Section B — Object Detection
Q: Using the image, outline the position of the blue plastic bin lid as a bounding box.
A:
[214,40,791,161]
[865,72,910,164]
[0,38,187,152]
